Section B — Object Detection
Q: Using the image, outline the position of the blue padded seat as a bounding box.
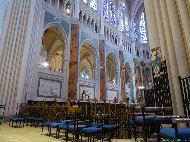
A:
[135,116,156,124]
[9,117,25,127]
[91,123,102,127]
[58,124,69,129]
[81,127,102,134]
[68,124,87,131]
[160,128,190,140]
[43,122,65,128]
[25,117,43,121]
[11,118,25,121]
[102,124,118,130]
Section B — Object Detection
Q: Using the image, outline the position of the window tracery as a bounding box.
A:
[110,1,116,25]
[103,0,109,20]
[140,12,147,43]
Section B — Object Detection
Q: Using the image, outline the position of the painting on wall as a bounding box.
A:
[38,78,62,98]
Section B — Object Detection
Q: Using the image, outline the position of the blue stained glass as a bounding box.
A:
[110,1,116,25]
[140,12,147,43]
[103,0,109,20]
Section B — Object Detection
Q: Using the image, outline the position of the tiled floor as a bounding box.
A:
[0,123,136,142]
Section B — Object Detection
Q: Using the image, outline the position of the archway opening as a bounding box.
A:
[40,26,65,72]
[106,53,117,84]
[80,42,96,80]
[124,63,132,88]
[143,67,152,89]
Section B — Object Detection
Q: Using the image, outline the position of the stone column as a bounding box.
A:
[119,51,125,101]
[166,0,190,77]
[68,24,79,100]
[153,0,176,114]
[160,0,183,115]
[176,0,190,67]
[99,40,106,101]
[154,0,167,58]
[99,0,105,35]
[73,0,79,20]
[144,0,160,49]
[0,0,35,115]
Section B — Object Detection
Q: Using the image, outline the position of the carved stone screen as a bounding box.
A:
[38,78,62,98]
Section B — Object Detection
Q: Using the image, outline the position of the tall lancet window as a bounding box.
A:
[140,12,147,43]
[110,1,116,25]
[134,22,138,40]
[120,1,129,36]
[90,0,98,11]
[103,0,109,20]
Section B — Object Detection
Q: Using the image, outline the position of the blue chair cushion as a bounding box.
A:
[160,128,190,140]
[135,116,156,124]
[11,118,24,121]
[43,122,65,127]
[25,117,43,121]
[102,124,118,130]
[68,125,87,131]
[58,124,70,129]
[81,127,102,134]
[91,123,102,127]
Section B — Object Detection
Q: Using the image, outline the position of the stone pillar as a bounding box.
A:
[144,0,160,50]
[0,0,35,115]
[99,40,106,101]
[153,0,176,114]
[73,0,79,20]
[99,0,105,35]
[68,24,79,99]
[119,51,125,101]
[166,0,190,77]
[176,0,190,67]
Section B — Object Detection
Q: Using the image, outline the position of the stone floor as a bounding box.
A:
[0,123,136,142]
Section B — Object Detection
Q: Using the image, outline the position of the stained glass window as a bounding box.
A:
[140,12,147,43]
[110,1,116,25]
[83,0,87,3]
[120,12,124,31]
[103,0,109,20]
[120,1,129,36]
[90,0,98,11]
[134,22,138,40]
[125,16,129,36]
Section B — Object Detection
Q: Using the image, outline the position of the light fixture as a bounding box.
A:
[66,9,70,14]
[138,86,145,89]
[42,61,49,68]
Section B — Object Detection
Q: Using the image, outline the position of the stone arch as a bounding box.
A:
[124,62,132,88]
[134,64,142,97]
[106,52,118,84]
[143,66,152,89]
[40,24,68,72]
[79,41,97,80]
